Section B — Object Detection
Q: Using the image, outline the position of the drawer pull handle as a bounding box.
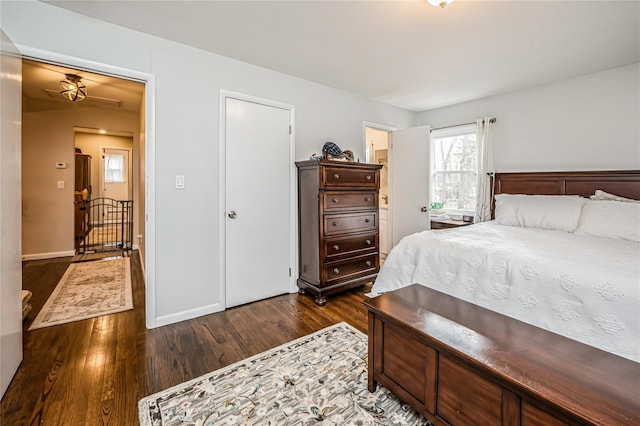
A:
[333,245,339,251]
[333,173,340,179]
[365,260,372,267]
[365,175,372,181]
[333,221,339,226]
[365,239,371,245]
[364,196,370,202]
[364,218,370,223]
[333,268,340,274]
[332,198,338,203]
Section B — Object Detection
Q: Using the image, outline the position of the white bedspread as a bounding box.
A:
[372,221,640,362]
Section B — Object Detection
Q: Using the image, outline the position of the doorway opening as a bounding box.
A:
[73,129,135,257]
[364,125,392,261]
[21,57,148,309]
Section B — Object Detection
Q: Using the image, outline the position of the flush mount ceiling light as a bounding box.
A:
[428,0,455,8]
[59,74,87,102]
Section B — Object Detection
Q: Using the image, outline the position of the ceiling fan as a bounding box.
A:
[59,73,87,102]
[43,72,123,108]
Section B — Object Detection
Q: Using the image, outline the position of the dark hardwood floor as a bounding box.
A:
[1,252,371,425]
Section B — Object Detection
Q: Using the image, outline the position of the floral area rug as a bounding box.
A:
[28,257,132,330]
[138,322,431,425]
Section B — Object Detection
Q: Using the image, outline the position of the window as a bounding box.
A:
[104,153,125,183]
[430,124,477,213]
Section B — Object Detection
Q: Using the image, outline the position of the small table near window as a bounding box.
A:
[430,218,471,230]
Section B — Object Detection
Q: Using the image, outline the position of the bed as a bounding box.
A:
[371,170,640,363]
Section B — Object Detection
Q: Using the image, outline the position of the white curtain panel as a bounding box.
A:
[474,118,495,223]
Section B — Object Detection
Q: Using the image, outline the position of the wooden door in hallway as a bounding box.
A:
[224,96,293,308]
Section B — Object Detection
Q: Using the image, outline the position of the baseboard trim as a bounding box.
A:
[154,303,224,328]
[22,250,75,261]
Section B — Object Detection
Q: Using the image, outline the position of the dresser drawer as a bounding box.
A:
[323,254,378,285]
[324,233,377,260]
[322,166,378,188]
[323,212,377,236]
[323,191,377,211]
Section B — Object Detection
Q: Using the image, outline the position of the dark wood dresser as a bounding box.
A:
[74,153,91,193]
[296,160,383,305]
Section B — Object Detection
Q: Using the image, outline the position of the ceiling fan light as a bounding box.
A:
[427,0,454,8]
[59,74,87,102]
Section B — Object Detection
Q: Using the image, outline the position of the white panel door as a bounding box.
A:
[389,125,431,247]
[225,97,291,308]
[0,29,23,399]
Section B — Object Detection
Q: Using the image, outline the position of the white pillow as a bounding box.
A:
[494,194,587,232]
[590,189,640,203]
[575,200,640,242]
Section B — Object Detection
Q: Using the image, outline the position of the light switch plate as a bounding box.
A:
[57,181,65,189]
[176,175,185,189]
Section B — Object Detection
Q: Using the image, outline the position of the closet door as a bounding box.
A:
[224,96,293,308]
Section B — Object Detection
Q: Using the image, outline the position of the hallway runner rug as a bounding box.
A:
[29,257,132,330]
[138,322,431,425]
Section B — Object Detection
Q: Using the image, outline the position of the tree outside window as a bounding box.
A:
[431,126,477,213]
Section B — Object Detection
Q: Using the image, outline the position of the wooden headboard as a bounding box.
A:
[491,170,640,217]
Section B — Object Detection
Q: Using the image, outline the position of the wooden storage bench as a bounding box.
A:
[363,284,639,425]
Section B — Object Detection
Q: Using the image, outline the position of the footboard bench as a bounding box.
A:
[363,284,639,425]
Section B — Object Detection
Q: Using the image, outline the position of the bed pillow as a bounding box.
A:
[494,194,587,232]
[590,189,640,203]
[575,200,640,242]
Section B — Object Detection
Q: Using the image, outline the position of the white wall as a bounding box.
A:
[2,1,416,325]
[22,108,140,258]
[417,64,640,172]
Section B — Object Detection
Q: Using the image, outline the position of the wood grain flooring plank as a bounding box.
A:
[85,315,118,425]
[113,313,138,426]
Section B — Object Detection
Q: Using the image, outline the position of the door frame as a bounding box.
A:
[362,121,396,162]
[100,146,133,201]
[15,45,158,328]
[218,90,296,309]
[362,121,396,254]
[1,29,23,399]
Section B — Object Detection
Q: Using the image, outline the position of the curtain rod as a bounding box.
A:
[431,117,496,132]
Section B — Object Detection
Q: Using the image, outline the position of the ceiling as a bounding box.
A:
[22,59,144,113]
[43,0,639,112]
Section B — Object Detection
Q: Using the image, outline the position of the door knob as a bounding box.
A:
[228,210,238,219]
